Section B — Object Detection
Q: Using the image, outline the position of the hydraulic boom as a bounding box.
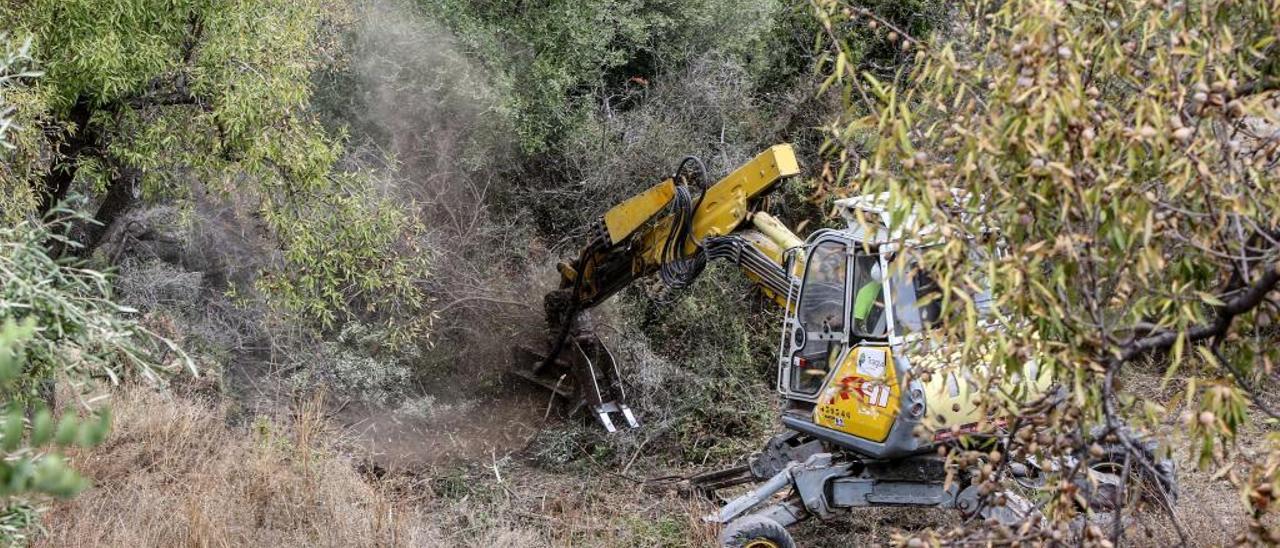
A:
[512,145,805,430]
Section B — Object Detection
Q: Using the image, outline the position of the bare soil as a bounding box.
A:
[336,384,548,471]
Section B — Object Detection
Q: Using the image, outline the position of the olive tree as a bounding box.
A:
[815,0,1280,543]
[0,0,429,334]
[0,37,109,535]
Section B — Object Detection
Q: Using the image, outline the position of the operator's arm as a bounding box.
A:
[853,281,883,322]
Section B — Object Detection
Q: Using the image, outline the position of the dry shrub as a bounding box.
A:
[39,389,431,547]
[547,53,770,235]
[38,388,725,547]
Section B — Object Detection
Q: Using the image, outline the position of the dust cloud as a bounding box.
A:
[329,0,555,471]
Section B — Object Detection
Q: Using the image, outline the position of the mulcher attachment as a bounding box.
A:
[511,321,638,432]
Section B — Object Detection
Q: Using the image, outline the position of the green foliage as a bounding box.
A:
[258,178,430,337]
[0,43,127,544]
[2,0,204,113]
[548,54,779,232]
[426,0,790,152]
[0,216,186,545]
[0,34,42,225]
[0,0,430,333]
[0,35,39,146]
[627,267,780,463]
[0,500,40,547]
[818,0,1280,539]
[1,214,190,394]
[0,221,171,540]
[0,319,36,392]
[821,0,947,78]
[291,322,423,405]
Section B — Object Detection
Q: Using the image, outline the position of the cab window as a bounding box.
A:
[891,265,943,335]
[851,255,888,338]
[790,240,848,394]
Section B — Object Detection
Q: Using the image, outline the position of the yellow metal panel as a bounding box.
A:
[688,144,801,246]
[603,179,676,245]
[639,144,801,264]
[750,211,804,253]
[814,346,899,442]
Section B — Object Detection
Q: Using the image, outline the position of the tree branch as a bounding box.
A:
[1213,345,1280,422]
[1119,262,1280,363]
[1232,75,1280,99]
[125,87,203,110]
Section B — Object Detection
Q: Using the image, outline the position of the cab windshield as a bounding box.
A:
[889,260,994,336]
[891,266,943,335]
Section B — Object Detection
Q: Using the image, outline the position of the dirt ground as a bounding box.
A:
[39,354,1274,547]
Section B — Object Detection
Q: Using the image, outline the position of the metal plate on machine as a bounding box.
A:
[830,477,955,507]
[603,179,677,245]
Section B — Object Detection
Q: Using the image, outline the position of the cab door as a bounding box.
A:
[778,234,852,401]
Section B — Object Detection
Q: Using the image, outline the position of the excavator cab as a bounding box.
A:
[715,204,1176,546]
[770,193,1051,462]
[771,193,1013,463]
[780,233,894,384]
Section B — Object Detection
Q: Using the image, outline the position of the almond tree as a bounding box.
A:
[816,0,1279,543]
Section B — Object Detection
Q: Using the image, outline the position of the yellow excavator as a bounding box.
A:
[512,144,1177,546]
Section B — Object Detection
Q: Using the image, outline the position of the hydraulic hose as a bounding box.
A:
[542,237,603,372]
[659,156,710,288]
[548,155,711,365]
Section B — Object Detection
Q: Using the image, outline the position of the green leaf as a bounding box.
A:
[54,414,79,447]
[1196,291,1226,307]
[79,409,111,447]
[30,406,53,447]
[1162,332,1186,389]
[1,408,22,452]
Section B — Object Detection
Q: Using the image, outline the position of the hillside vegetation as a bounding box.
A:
[1,0,1278,546]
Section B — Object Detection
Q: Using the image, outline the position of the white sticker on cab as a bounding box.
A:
[855,348,886,378]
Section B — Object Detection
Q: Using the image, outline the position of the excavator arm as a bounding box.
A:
[557,144,803,309]
[514,145,805,431]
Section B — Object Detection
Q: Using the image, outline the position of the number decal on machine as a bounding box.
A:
[828,376,890,408]
[865,383,890,407]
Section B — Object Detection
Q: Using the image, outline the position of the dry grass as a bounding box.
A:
[1122,365,1277,547]
[37,367,1271,547]
[37,388,722,548]
[40,389,430,547]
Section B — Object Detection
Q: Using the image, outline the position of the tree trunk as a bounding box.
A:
[36,98,96,215]
[73,166,140,258]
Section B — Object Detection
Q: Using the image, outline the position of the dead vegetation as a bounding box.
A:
[42,389,419,547]
[43,368,1266,547]
[39,387,723,547]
